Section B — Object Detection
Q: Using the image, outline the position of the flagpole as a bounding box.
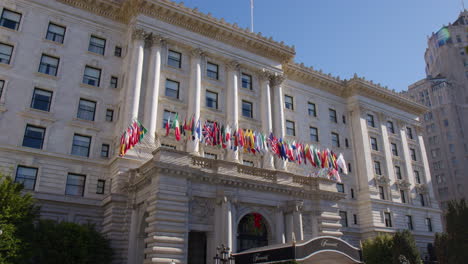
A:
[250,0,254,32]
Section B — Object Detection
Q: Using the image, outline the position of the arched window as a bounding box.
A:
[237,213,268,252]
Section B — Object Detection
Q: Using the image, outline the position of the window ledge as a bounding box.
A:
[203,106,222,113]
[0,63,13,69]
[69,118,101,132]
[80,83,100,89]
[0,104,6,113]
[43,38,64,46]
[86,50,105,58]
[0,26,20,34]
[18,109,56,123]
[35,72,59,80]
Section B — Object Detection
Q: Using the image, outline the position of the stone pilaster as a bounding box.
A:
[259,70,274,169]
[186,48,204,154]
[225,61,240,162]
[271,74,286,171]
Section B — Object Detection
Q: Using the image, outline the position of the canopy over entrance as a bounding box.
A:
[232,236,362,264]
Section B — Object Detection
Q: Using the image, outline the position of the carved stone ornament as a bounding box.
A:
[147,33,165,46]
[191,48,204,57]
[375,175,390,185]
[226,60,240,71]
[286,200,304,212]
[132,28,147,40]
[270,74,286,87]
[396,179,411,190]
[415,184,428,194]
[258,69,273,82]
[190,197,215,225]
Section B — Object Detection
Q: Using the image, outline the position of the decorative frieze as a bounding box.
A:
[396,179,411,190]
[237,164,277,182]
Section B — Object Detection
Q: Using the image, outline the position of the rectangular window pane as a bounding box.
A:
[0,43,13,64]
[310,127,318,142]
[379,186,385,200]
[367,114,375,127]
[162,110,177,127]
[370,137,378,151]
[329,109,337,123]
[165,79,179,99]
[101,144,109,157]
[0,80,4,98]
[387,121,394,133]
[38,54,59,76]
[407,127,413,139]
[0,9,21,30]
[286,120,295,136]
[65,173,86,196]
[168,50,181,68]
[31,88,52,111]
[374,161,381,175]
[22,125,45,149]
[308,102,316,116]
[242,101,253,118]
[88,36,106,55]
[339,211,348,227]
[284,95,293,110]
[400,190,406,203]
[406,215,413,230]
[71,134,91,157]
[114,46,122,57]
[15,166,38,190]
[336,183,344,193]
[46,23,65,43]
[97,179,105,194]
[332,133,340,147]
[106,109,114,122]
[391,143,398,156]
[241,73,252,89]
[206,90,218,109]
[395,166,402,179]
[77,99,96,121]
[207,62,218,79]
[384,212,392,227]
[83,66,101,86]
[110,76,118,88]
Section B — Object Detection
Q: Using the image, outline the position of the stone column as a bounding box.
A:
[217,196,234,251]
[187,48,204,154]
[143,34,164,142]
[400,125,416,189]
[275,206,286,244]
[126,28,146,126]
[417,132,437,204]
[260,70,274,169]
[226,61,240,162]
[380,116,395,201]
[285,213,294,242]
[292,201,304,241]
[271,74,286,170]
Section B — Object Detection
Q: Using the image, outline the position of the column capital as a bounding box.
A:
[132,28,147,41]
[146,33,166,47]
[286,200,304,212]
[258,69,274,82]
[191,47,205,57]
[226,60,240,71]
[270,74,286,87]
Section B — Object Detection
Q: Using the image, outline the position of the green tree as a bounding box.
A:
[31,219,113,264]
[362,233,393,264]
[434,232,448,264]
[0,173,38,264]
[391,230,421,264]
[445,199,468,264]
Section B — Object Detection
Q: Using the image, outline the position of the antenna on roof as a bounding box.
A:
[462,0,466,11]
[250,0,254,32]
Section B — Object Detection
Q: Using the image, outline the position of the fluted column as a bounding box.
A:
[126,28,146,126]
[292,201,304,241]
[143,34,164,142]
[226,61,240,162]
[275,206,286,244]
[260,70,274,169]
[271,74,286,170]
[187,48,204,154]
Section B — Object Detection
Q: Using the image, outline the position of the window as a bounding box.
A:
[420,193,426,207]
[400,190,407,203]
[96,179,105,194]
[0,9,21,30]
[286,120,295,136]
[205,90,218,109]
[114,46,122,57]
[310,127,318,142]
[370,137,378,151]
[391,143,398,156]
[110,76,118,88]
[31,88,52,111]
[77,99,96,121]
[329,109,337,123]
[65,173,86,196]
[242,100,253,118]
[168,50,181,68]
[387,121,395,133]
[406,127,413,139]
[206,62,218,79]
[443,119,449,127]
[101,144,109,158]
[162,110,177,127]
[353,214,358,225]
[449,144,455,153]
[241,73,252,89]
[0,43,13,65]
[204,153,217,160]
[165,79,179,99]
[105,109,114,122]
[351,188,355,199]
[414,171,421,184]
[384,212,392,227]
[88,36,106,55]
[336,183,345,193]
[82,66,101,86]
[426,218,433,232]
[410,148,417,161]
[308,102,316,117]
[0,80,4,98]
[71,134,91,157]
[339,211,348,227]
[22,125,45,149]
[243,160,254,167]
[284,95,293,110]
[379,186,385,200]
[348,163,352,172]
[46,23,65,43]
[406,215,413,230]
[38,54,59,76]
[395,166,402,179]
[367,114,375,127]
[345,138,349,148]
[331,132,340,148]
[374,161,382,175]
[15,166,37,190]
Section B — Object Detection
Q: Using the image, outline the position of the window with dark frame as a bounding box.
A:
[410,148,417,161]
[205,90,218,109]
[384,212,392,227]
[77,99,96,121]
[15,166,38,190]
[101,144,109,158]
[391,143,398,156]
[395,166,402,180]
[400,190,407,203]
[114,46,122,57]
[336,183,345,193]
[420,193,426,207]
[46,23,65,43]
[310,127,318,142]
[351,188,355,199]
[426,218,433,232]
[367,114,375,127]
[286,120,295,136]
[165,79,179,99]
[65,173,86,196]
[22,125,45,149]
[168,50,181,68]
[370,137,378,151]
[339,211,348,227]
[31,88,52,112]
[0,43,13,64]
[374,161,382,175]
[406,215,413,230]
[414,170,421,184]
[110,76,118,88]
[353,214,358,225]
[0,80,4,98]
[407,127,413,139]
[38,54,59,76]
[284,95,293,110]
[331,132,340,148]
[88,35,106,55]
[348,163,352,172]
[106,109,114,122]
[82,66,101,86]
[345,138,349,148]
[0,9,21,30]
[71,134,91,157]
[162,110,177,127]
[308,102,316,116]
[378,185,385,200]
[241,73,252,89]
[206,62,218,80]
[387,121,395,133]
[329,108,337,123]
[242,100,253,118]
[342,115,346,124]
[96,179,105,194]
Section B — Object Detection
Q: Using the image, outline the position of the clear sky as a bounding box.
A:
[181,0,462,91]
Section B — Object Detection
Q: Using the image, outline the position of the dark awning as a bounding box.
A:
[232,236,362,264]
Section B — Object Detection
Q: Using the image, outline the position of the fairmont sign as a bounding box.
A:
[233,236,362,264]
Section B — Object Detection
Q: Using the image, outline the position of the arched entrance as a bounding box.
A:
[237,213,268,252]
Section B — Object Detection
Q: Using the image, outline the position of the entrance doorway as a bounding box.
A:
[188,231,207,264]
[237,213,268,252]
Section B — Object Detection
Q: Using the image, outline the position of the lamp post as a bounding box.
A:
[213,244,235,264]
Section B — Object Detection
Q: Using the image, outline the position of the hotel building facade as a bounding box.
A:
[0,0,442,263]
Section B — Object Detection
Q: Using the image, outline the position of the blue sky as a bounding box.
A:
[181,0,462,91]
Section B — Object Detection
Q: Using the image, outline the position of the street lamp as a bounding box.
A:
[213,244,235,264]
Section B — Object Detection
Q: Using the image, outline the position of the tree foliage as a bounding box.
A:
[362,233,393,264]
[0,174,38,264]
[434,232,448,264]
[392,230,421,264]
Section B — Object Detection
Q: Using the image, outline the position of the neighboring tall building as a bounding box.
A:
[405,11,468,210]
[0,0,441,263]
